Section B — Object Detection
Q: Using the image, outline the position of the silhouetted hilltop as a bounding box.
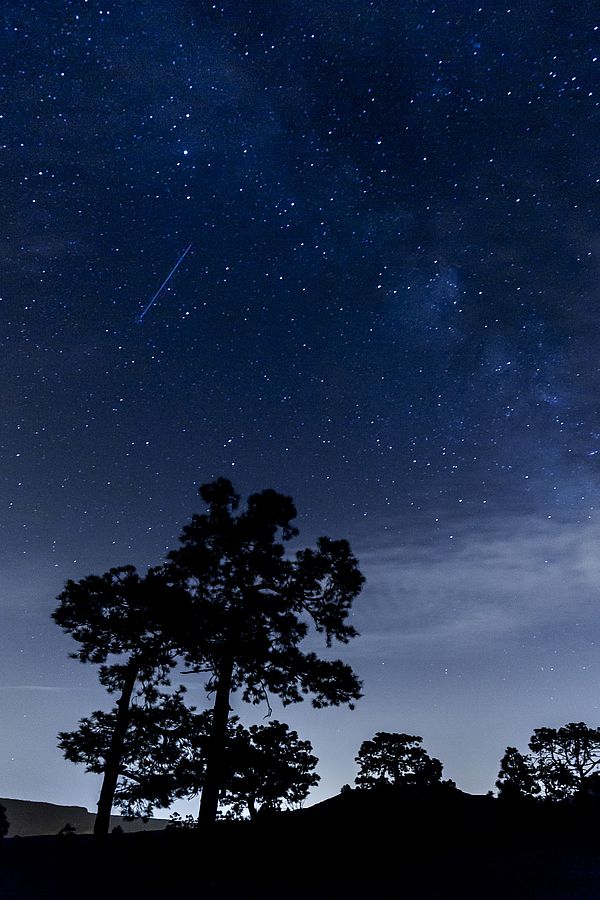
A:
[290,781,503,844]
[0,798,168,836]
[298,780,486,821]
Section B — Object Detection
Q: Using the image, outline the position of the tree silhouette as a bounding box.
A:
[53,566,180,835]
[0,802,8,838]
[61,692,319,822]
[165,478,364,824]
[58,687,202,819]
[221,720,319,820]
[529,722,600,799]
[496,746,540,800]
[496,723,600,801]
[354,732,443,789]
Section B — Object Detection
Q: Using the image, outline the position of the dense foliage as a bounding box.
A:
[58,688,202,818]
[59,693,319,821]
[497,723,600,800]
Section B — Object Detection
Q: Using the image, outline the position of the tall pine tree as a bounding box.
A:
[165,478,365,825]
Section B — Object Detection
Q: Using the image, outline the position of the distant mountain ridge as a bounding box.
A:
[0,798,168,836]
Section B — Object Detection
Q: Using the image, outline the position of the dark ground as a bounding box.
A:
[2,787,600,899]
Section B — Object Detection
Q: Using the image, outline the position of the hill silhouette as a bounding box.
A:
[0,797,168,837]
[2,785,600,898]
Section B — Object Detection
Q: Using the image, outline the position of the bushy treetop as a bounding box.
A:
[355,732,443,789]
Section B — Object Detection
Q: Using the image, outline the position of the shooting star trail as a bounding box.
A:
[137,243,192,322]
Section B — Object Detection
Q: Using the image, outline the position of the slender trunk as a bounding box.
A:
[94,662,138,837]
[198,657,233,826]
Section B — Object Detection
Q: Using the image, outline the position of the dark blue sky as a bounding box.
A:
[1,0,600,812]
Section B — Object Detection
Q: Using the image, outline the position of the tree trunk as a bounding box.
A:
[198,657,233,826]
[94,662,138,837]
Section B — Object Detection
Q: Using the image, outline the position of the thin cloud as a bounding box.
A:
[0,685,66,692]
[354,512,600,648]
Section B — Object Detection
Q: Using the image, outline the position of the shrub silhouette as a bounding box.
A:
[166,812,196,830]
[0,802,8,838]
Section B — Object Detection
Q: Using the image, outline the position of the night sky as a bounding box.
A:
[2,1,600,814]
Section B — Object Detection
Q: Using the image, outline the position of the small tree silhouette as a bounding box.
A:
[496,746,540,800]
[529,723,600,799]
[221,720,319,819]
[166,812,196,830]
[354,732,443,788]
[58,822,76,836]
[0,802,8,838]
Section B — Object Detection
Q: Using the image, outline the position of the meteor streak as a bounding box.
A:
[137,243,192,322]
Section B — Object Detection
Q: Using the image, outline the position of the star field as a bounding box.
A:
[1,1,600,810]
